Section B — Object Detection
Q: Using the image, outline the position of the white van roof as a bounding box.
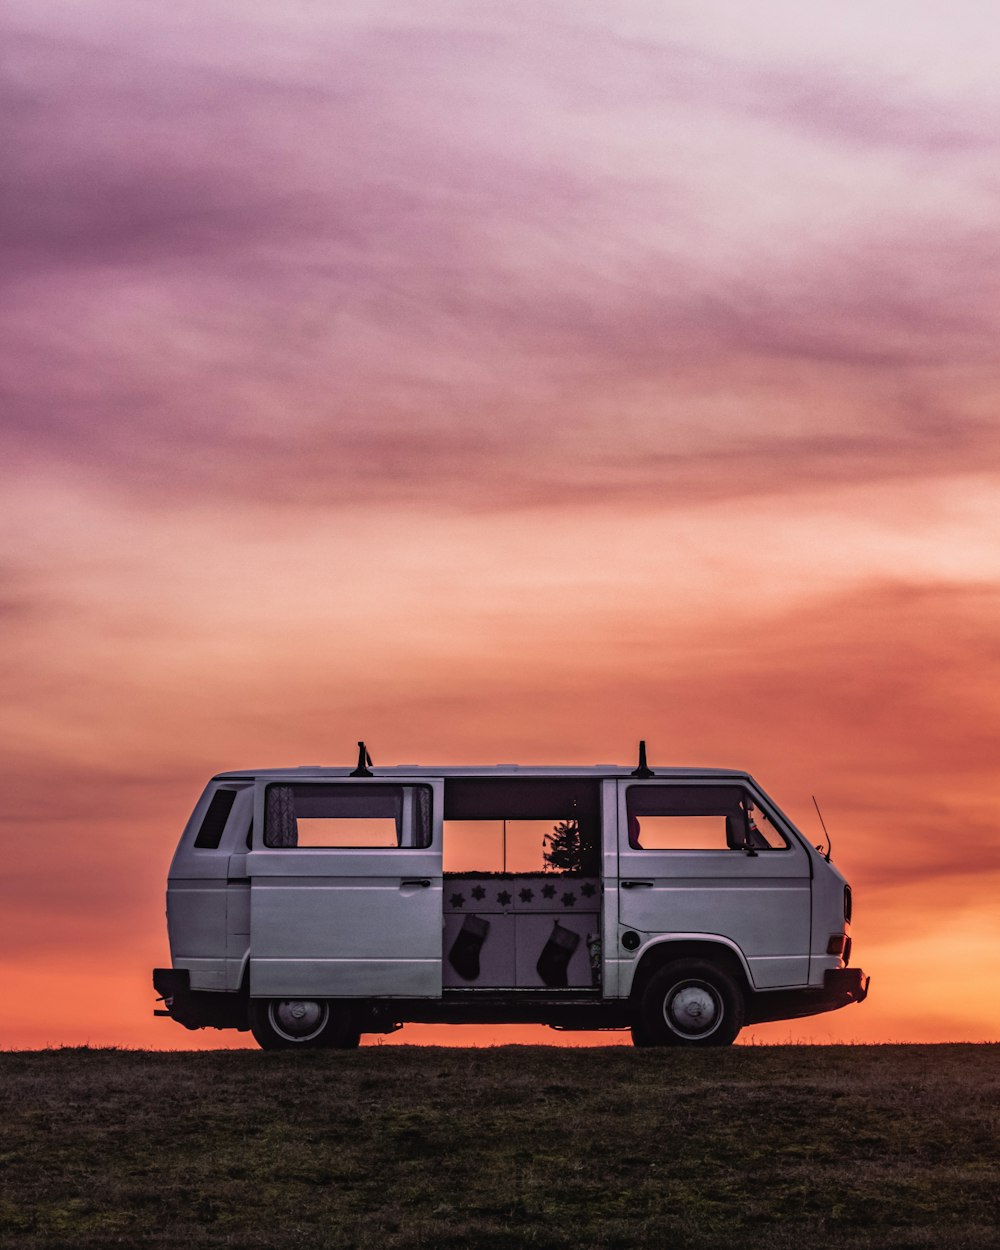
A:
[213,764,755,782]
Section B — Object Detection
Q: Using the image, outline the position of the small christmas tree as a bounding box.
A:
[543,818,598,874]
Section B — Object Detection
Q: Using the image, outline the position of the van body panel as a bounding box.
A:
[167,881,227,964]
[166,784,254,981]
[249,876,442,997]
[174,956,228,990]
[809,853,850,987]
[251,956,441,998]
[616,879,810,989]
[247,777,444,999]
[615,780,812,989]
[224,874,251,990]
[168,784,253,872]
[225,878,250,938]
[599,780,621,998]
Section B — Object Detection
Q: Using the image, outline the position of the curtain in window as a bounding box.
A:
[265,785,298,847]
[416,786,432,849]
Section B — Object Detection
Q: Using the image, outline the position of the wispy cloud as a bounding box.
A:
[3,8,1000,514]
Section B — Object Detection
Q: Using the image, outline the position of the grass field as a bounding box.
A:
[1,1045,997,1249]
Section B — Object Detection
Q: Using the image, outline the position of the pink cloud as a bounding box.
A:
[2,8,999,514]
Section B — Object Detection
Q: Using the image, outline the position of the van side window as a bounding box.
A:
[442,778,600,874]
[264,784,431,849]
[193,788,238,849]
[625,785,787,851]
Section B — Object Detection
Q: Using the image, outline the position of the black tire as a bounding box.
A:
[639,959,744,1047]
[249,998,362,1051]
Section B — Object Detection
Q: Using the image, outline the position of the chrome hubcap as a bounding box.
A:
[664,981,723,1039]
[269,999,329,1042]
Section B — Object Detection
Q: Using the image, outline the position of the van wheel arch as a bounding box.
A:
[629,942,749,1048]
[630,939,750,1002]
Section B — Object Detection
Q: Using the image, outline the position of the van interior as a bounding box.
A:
[441,779,601,992]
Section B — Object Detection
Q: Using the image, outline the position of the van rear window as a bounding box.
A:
[193,788,238,849]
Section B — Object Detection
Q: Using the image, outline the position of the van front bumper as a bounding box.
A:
[824,967,870,1005]
[746,967,870,1025]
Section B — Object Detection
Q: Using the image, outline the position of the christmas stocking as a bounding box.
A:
[536,921,580,987]
[448,914,490,982]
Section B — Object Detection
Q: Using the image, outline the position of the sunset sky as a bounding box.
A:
[2,1,999,1048]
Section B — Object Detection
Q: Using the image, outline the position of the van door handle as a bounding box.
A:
[621,880,654,889]
[401,879,431,888]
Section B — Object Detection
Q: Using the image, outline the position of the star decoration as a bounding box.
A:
[449,893,465,909]
[497,890,512,906]
[471,885,486,900]
[519,888,534,903]
[580,882,596,898]
[541,883,556,899]
[561,892,577,907]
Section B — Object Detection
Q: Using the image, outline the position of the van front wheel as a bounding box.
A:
[639,960,744,1047]
[249,999,362,1051]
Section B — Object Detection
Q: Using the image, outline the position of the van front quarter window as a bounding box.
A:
[264,784,431,848]
[625,785,787,851]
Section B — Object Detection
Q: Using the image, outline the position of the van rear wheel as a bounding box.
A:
[639,959,744,1047]
[249,998,362,1051]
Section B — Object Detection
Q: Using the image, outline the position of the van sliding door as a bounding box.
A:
[248,778,444,999]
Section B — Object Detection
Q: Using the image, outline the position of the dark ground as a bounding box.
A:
[1,1045,997,1249]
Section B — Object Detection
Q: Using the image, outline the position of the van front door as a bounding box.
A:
[615,779,811,989]
[248,777,443,999]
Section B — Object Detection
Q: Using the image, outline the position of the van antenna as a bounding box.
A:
[811,794,832,862]
[630,740,654,778]
[351,741,374,777]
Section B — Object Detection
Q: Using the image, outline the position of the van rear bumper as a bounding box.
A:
[746,968,870,1025]
[153,968,248,1031]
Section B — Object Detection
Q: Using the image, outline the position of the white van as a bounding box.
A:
[153,744,868,1049]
